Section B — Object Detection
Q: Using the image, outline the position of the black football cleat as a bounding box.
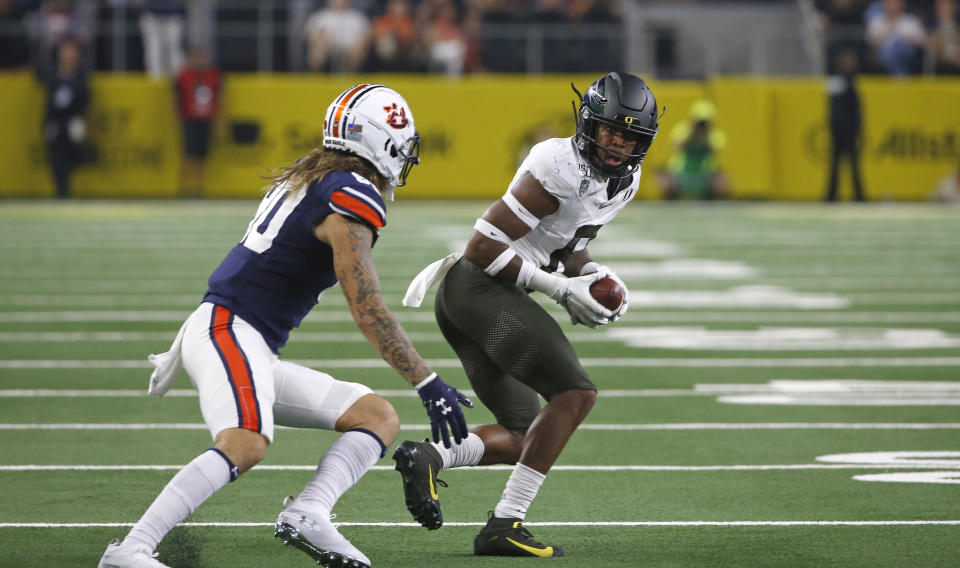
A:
[392,440,446,530]
[474,514,564,558]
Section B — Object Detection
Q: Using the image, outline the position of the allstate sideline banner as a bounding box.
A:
[0,74,957,201]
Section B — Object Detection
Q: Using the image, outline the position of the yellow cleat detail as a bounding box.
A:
[505,538,555,558]
[427,465,439,500]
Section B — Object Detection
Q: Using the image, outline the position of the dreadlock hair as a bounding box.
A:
[270,146,390,195]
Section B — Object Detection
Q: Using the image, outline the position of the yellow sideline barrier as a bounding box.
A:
[1,73,957,200]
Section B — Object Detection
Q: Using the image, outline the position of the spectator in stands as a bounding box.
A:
[816,0,867,73]
[37,36,89,199]
[0,0,30,68]
[928,0,960,73]
[138,0,185,79]
[304,0,371,73]
[658,99,730,201]
[370,0,419,71]
[422,0,466,76]
[568,0,622,71]
[29,0,89,70]
[530,0,567,72]
[479,0,527,72]
[176,46,221,198]
[824,49,866,202]
[866,0,927,75]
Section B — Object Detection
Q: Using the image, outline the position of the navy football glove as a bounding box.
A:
[415,373,473,448]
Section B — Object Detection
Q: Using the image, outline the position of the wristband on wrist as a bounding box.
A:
[415,372,438,391]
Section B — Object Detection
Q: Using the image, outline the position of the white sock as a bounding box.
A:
[294,429,383,515]
[493,463,545,521]
[126,449,235,551]
[432,433,485,469]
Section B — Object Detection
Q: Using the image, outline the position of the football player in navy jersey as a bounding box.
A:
[394,73,659,557]
[99,84,471,568]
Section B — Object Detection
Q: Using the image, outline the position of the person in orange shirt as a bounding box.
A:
[371,0,418,71]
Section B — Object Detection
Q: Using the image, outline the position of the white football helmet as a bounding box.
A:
[322,84,420,191]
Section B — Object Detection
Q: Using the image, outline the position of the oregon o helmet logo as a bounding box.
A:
[383,103,409,129]
[624,116,634,124]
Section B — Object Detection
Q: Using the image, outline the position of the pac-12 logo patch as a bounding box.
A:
[383,103,409,129]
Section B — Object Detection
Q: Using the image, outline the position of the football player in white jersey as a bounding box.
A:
[395,72,659,557]
[99,84,471,568]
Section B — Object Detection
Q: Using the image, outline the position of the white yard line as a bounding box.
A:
[3,387,959,399]
[5,310,960,324]
[3,358,959,369]
[1,520,958,528]
[2,464,960,472]
[0,423,957,431]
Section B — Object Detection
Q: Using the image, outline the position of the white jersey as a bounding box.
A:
[508,136,640,271]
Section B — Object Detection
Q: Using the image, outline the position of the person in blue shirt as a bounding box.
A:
[99,84,471,568]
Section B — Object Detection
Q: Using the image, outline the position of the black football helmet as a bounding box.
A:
[573,72,660,179]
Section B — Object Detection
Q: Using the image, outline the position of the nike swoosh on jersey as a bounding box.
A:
[598,201,617,209]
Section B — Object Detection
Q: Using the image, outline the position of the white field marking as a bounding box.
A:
[852,293,960,304]
[4,384,960,400]
[5,310,960,324]
[4,463,960,472]
[1,423,957,431]
[0,311,437,323]
[630,287,848,309]
[854,472,960,484]
[720,396,960,406]
[17,327,960,350]
[606,327,960,351]
[0,388,721,399]
[5,276,960,293]
[757,277,960,290]
[612,260,759,279]
[817,451,960,468]
[29,290,960,309]
[4,358,960,370]
[710,380,960,406]
[817,452,960,485]
[1,520,959,529]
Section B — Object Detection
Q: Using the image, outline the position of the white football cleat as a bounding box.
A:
[274,497,371,568]
[98,538,170,568]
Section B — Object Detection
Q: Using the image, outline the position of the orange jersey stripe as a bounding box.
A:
[332,84,369,137]
[211,306,260,432]
[331,191,385,229]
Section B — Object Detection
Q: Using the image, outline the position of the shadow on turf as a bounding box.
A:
[158,527,203,568]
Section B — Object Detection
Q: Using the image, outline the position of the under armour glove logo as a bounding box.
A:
[416,373,473,448]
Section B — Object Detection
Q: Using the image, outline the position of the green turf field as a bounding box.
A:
[1,200,958,567]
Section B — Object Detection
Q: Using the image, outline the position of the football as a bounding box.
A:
[589,276,624,311]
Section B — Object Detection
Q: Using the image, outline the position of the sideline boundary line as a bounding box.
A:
[3,464,960,472]
[2,521,959,528]
[2,422,959,431]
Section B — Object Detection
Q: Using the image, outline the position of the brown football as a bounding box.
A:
[589,276,624,311]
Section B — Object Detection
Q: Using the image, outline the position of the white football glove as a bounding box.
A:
[580,262,630,322]
[527,269,614,328]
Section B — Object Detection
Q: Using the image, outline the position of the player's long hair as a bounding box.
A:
[271,147,390,195]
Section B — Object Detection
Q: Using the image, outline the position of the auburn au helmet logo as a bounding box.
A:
[383,103,409,129]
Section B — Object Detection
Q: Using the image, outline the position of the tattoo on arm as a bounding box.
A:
[332,218,431,384]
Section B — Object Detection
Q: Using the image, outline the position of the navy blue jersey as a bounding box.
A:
[204,171,387,352]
